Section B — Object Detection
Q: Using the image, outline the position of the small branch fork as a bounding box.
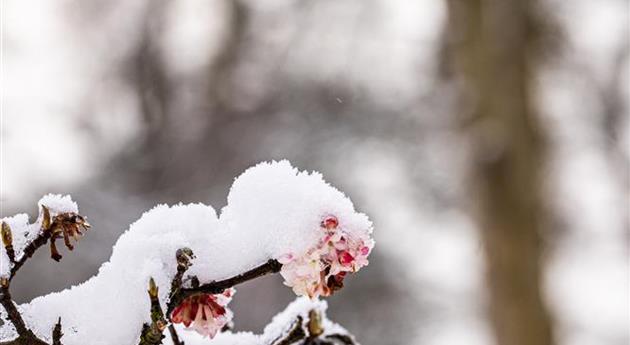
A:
[140,247,356,345]
[0,206,89,345]
[140,248,283,344]
[270,309,357,345]
[138,278,167,345]
[166,256,282,316]
[0,205,359,345]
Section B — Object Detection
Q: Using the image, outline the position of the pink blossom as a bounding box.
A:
[171,288,235,338]
[322,216,339,230]
[279,215,374,298]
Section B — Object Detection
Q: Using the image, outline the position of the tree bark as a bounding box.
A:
[445,1,554,345]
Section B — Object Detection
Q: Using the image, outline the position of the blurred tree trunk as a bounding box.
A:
[120,0,250,199]
[445,2,554,345]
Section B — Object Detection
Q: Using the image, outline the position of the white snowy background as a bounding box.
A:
[1,1,628,345]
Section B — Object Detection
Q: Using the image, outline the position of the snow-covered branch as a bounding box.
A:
[167,258,282,316]
[0,161,374,345]
[1,195,90,345]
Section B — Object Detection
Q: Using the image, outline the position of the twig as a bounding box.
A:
[168,259,281,315]
[183,258,281,294]
[324,334,356,345]
[0,285,49,345]
[8,207,92,280]
[0,206,87,345]
[9,230,52,281]
[168,249,194,302]
[269,310,357,345]
[8,207,53,280]
[52,318,63,345]
[272,316,306,345]
[0,285,29,336]
[167,325,184,345]
[138,278,167,345]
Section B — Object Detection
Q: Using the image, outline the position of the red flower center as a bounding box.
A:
[322,216,338,230]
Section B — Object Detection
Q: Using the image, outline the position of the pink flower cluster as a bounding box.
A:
[171,288,235,338]
[278,215,374,298]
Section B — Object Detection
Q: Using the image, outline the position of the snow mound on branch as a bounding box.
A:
[211,160,372,280]
[164,297,355,345]
[0,194,79,278]
[0,161,371,345]
[261,296,351,343]
[37,194,79,215]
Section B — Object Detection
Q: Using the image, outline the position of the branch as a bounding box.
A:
[167,325,184,345]
[0,205,90,345]
[0,221,47,341]
[323,334,356,345]
[270,310,357,345]
[0,285,29,336]
[167,258,281,315]
[138,278,167,345]
[192,258,281,293]
[184,259,282,295]
[8,207,90,280]
[272,316,306,345]
[0,285,48,345]
[52,318,63,345]
[8,230,52,281]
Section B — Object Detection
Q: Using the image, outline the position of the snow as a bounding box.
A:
[37,194,79,215]
[219,160,372,267]
[0,309,17,341]
[0,243,10,279]
[0,194,80,278]
[0,161,371,345]
[260,296,350,344]
[163,297,354,345]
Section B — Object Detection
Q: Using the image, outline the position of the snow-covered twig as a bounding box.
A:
[144,248,282,344]
[1,161,373,345]
[270,309,357,345]
[271,316,305,345]
[0,285,33,341]
[0,197,89,345]
[167,258,282,316]
[167,325,183,345]
[139,278,167,345]
[52,319,63,345]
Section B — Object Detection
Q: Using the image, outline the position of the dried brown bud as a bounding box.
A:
[41,205,51,231]
[47,212,92,261]
[1,222,12,247]
[0,277,8,287]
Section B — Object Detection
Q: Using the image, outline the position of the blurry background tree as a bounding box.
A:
[1,1,628,345]
[446,1,554,344]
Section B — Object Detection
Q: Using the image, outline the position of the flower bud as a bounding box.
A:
[176,247,195,269]
[321,216,338,230]
[41,206,51,231]
[308,309,324,337]
[148,277,159,298]
[171,289,235,338]
[1,222,12,247]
